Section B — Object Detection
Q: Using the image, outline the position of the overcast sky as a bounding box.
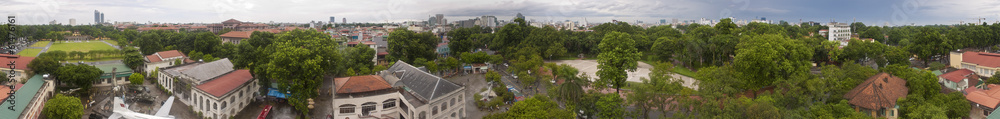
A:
[3,0,1000,26]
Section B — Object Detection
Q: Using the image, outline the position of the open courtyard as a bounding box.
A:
[549,60,700,90]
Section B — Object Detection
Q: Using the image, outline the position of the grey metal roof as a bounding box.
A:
[387,60,462,102]
[163,58,235,83]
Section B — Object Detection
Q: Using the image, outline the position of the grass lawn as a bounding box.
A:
[671,66,697,77]
[103,40,118,46]
[65,57,124,62]
[48,41,116,52]
[16,48,43,57]
[29,41,50,47]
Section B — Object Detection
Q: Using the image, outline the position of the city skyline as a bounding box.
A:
[3,0,1000,26]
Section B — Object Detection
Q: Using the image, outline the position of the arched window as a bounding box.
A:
[383,99,397,109]
[362,102,378,116]
[222,101,227,109]
[432,106,438,115]
[339,104,356,114]
[419,111,427,119]
[450,98,456,107]
[441,103,447,111]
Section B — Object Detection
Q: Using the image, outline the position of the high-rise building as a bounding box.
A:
[100,13,104,23]
[330,16,335,23]
[828,22,851,46]
[343,18,346,24]
[94,10,100,23]
[516,13,525,20]
[660,19,667,24]
[69,18,76,26]
[435,14,444,25]
[428,17,437,26]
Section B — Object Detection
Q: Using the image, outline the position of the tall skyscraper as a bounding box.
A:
[69,18,76,26]
[330,16,335,23]
[94,10,100,23]
[516,13,524,20]
[343,18,346,24]
[660,19,666,24]
[100,13,104,23]
[435,14,444,25]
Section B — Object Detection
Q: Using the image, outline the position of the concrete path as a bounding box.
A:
[101,40,120,49]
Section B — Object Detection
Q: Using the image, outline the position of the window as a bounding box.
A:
[362,102,377,116]
[451,113,456,117]
[213,103,217,110]
[441,103,447,111]
[239,91,243,98]
[339,104,356,114]
[383,99,396,109]
[222,102,227,109]
[419,112,426,119]
[450,98,456,107]
[432,106,438,115]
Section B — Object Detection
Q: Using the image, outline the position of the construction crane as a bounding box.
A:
[971,17,986,24]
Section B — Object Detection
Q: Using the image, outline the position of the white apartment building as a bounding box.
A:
[828,22,851,44]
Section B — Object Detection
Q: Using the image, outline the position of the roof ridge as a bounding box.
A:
[430,77,440,99]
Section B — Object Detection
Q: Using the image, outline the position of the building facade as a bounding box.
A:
[951,51,1000,77]
[332,61,466,119]
[157,59,258,119]
[92,62,133,87]
[828,22,851,45]
[143,50,188,76]
[0,75,56,119]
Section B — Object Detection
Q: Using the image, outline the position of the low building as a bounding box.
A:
[950,51,1000,77]
[938,69,981,91]
[219,31,252,44]
[965,84,1000,118]
[844,73,908,119]
[0,75,57,119]
[0,54,35,82]
[143,50,188,76]
[331,60,466,119]
[156,59,258,119]
[92,62,133,87]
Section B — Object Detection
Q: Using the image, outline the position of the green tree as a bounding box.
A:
[596,93,624,118]
[483,96,575,119]
[733,34,813,91]
[260,29,341,115]
[627,62,690,118]
[387,29,439,64]
[129,73,144,85]
[596,31,641,94]
[121,47,144,70]
[987,72,1000,84]
[907,27,951,66]
[43,94,84,119]
[56,64,103,90]
[28,56,61,74]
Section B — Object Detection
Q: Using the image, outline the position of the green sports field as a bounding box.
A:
[48,41,116,52]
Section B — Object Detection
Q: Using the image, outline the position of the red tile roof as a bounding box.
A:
[334,75,392,94]
[146,55,162,62]
[222,19,242,24]
[963,51,1000,68]
[844,73,909,110]
[196,70,254,97]
[145,50,186,63]
[137,27,179,31]
[0,54,35,70]
[939,69,975,82]
[965,85,1000,109]
[220,31,253,39]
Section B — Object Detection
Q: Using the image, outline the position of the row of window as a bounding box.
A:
[339,99,398,115]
